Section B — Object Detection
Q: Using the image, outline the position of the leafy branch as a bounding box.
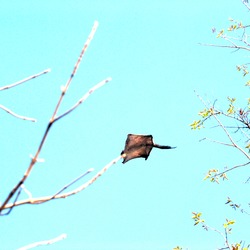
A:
[201,14,250,53]
[191,92,250,180]
[192,212,249,250]
[225,197,250,216]
[190,2,250,250]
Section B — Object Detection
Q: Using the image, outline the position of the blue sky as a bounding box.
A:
[1,1,250,249]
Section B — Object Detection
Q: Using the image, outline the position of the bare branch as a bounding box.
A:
[21,185,33,199]
[206,225,230,249]
[0,69,51,91]
[0,104,36,122]
[199,42,250,52]
[59,155,122,197]
[52,20,99,118]
[242,0,250,11]
[0,21,100,214]
[55,77,112,122]
[215,161,250,177]
[200,137,234,147]
[51,168,94,197]
[1,186,23,216]
[1,168,93,212]
[17,234,67,250]
[2,155,122,210]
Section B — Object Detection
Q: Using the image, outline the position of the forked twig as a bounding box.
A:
[56,155,122,198]
[212,114,250,160]
[199,43,250,52]
[207,225,230,249]
[195,91,250,160]
[214,161,250,177]
[0,69,50,91]
[55,77,112,122]
[52,168,94,197]
[17,234,67,250]
[0,104,36,122]
[0,21,100,214]
[0,69,50,121]
[3,155,122,209]
[3,186,23,216]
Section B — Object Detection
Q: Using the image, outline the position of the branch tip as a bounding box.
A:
[0,68,51,91]
[0,105,37,122]
[45,68,51,73]
[17,233,67,250]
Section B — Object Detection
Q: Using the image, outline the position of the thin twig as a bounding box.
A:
[52,21,99,118]
[202,223,230,249]
[199,42,250,52]
[52,168,94,197]
[240,128,250,141]
[0,69,51,91]
[17,234,67,250]
[223,36,239,48]
[200,137,233,147]
[206,109,250,130]
[55,77,112,122]
[2,155,122,209]
[0,21,99,214]
[224,228,229,250]
[213,114,250,160]
[214,161,250,177]
[21,185,33,199]
[58,155,123,197]
[1,187,23,216]
[242,0,250,11]
[194,91,250,160]
[0,104,36,122]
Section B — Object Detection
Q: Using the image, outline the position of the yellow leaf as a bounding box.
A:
[228,220,235,225]
[217,29,224,38]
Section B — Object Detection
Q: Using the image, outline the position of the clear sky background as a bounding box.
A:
[1,1,250,249]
